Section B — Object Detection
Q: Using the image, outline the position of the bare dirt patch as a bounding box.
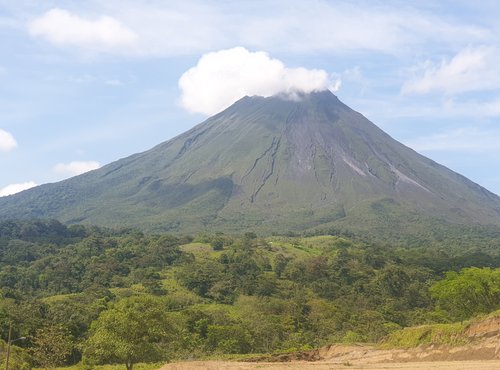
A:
[160,359,500,370]
[160,336,500,370]
[160,316,500,370]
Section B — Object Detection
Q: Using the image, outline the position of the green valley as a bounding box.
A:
[0,220,498,369]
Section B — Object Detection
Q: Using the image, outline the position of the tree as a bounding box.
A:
[206,325,252,354]
[176,260,224,297]
[429,267,500,321]
[211,239,224,251]
[273,254,288,278]
[377,265,410,298]
[31,325,74,369]
[84,296,172,370]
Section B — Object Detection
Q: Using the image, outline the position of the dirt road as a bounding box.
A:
[160,359,500,370]
[161,317,500,370]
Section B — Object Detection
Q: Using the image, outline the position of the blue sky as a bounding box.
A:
[2,0,500,196]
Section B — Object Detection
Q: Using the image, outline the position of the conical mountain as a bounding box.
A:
[2,90,500,241]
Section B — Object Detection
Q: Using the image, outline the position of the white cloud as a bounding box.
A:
[0,181,37,197]
[238,3,410,54]
[0,129,17,152]
[402,46,500,95]
[24,1,488,57]
[144,1,486,56]
[28,8,138,52]
[53,161,101,176]
[179,47,337,115]
[405,128,500,152]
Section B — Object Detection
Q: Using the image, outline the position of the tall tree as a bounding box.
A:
[84,296,172,370]
[31,325,73,369]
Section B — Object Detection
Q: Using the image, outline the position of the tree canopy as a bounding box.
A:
[0,220,499,368]
[84,296,172,370]
[430,267,500,321]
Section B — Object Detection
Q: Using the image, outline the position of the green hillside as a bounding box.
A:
[0,220,498,369]
[1,91,500,245]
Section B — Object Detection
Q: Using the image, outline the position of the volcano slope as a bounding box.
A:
[1,90,500,243]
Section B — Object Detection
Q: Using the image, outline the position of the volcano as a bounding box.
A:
[2,90,500,241]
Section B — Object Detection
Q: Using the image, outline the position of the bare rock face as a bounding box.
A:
[464,316,500,339]
[1,90,500,239]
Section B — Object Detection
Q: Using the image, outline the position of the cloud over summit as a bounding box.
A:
[179,47,337,115]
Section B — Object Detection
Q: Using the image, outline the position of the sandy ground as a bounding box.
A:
[160,359,500,370]
[160,316,500,370]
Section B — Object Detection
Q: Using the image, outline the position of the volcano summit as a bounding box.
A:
[2,90,500,241]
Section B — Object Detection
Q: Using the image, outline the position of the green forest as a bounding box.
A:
[0,219,499,370]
